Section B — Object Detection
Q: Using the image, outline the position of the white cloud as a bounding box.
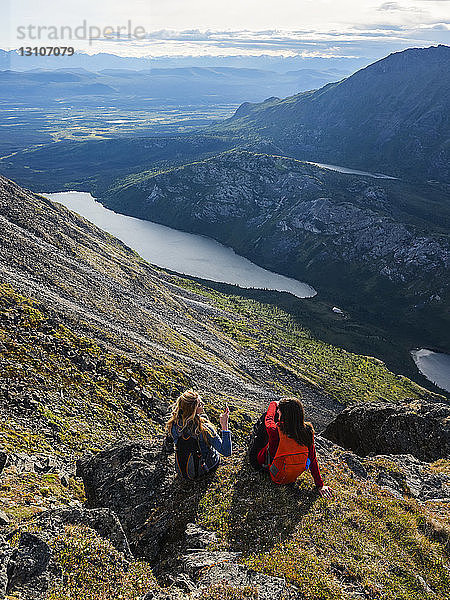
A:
[378,2,409,10]
[2,1,449,59]
[62,26,447,61]
[5,0,449,32]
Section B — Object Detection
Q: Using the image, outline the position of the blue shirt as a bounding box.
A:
[171,422,232,471]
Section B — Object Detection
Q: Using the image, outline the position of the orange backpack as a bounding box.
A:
[269,429,310,484]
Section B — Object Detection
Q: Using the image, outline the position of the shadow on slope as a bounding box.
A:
[198,455,319,555]
[194,450,450,600]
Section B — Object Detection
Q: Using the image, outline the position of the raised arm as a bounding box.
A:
[209,404,232,457]
[209,429,232,457]
[265,401,280,459]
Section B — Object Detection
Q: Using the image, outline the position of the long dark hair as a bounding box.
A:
[278,397,314,447]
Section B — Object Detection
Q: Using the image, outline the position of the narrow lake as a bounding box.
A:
[411,349,450,394]
[307,162,397,179]
[45,191,316,299]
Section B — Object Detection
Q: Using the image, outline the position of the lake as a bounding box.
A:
[45,191,316,299]
[411,349,450,394]
[307,162,397,179]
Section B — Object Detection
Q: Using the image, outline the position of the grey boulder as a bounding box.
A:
[323,399,450,461]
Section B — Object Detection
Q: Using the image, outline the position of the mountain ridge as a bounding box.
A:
[101,149,450,365]
[216,45,450,182]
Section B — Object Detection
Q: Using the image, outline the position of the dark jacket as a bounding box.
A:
[171,421,232,471]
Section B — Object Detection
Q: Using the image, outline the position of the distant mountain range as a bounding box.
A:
[3,45,447,183]
[0,47,366,73]
[216,45,450,183]
[0,65,351,105]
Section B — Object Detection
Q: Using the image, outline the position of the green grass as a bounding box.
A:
[174,277,440,405]
[196,455,450,600]
[0,469,85,525]
[46,525,158,600]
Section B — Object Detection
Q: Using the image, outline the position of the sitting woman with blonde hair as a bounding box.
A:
[166,389,232,480]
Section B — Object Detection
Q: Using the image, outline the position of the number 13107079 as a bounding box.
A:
[18,47,75,56]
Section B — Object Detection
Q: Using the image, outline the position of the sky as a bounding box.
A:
[2,0,449,63]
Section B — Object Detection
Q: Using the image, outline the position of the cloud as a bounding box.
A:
[95,26,448,46]
[378,2,409,10]
[418,21,450,29]
[353,23,406,31]
[6,20,446,62]
[77,25,449,62]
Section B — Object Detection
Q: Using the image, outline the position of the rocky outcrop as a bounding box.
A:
[1,490,298,600]
[0,535,12,598]
[0,451,74,485]
[177,523,294,600]
[76,440,173,517]
[305,436,450,502]
[323,399,450,461]
[0,505,136,600]
[34,506,132,560]
[76,439,190,560]
[0,453,6,476]
[367,454,450,502]
[191,557,289,600]
[5,532,58,599]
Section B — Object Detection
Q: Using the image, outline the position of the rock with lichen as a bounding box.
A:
[323,398,450,461]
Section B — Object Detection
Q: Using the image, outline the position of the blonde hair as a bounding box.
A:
[166,389,215,442]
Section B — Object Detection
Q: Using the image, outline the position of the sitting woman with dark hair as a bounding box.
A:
[251,397,332,498]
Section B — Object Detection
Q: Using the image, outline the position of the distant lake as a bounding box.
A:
[307,162,397,180]
[411,349,450,393]
[45,191,316,299]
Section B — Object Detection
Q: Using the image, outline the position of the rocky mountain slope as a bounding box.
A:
[0,174,449,599]
[216,45,450,183]
[1,47,448,375]
[103,150,450,357]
